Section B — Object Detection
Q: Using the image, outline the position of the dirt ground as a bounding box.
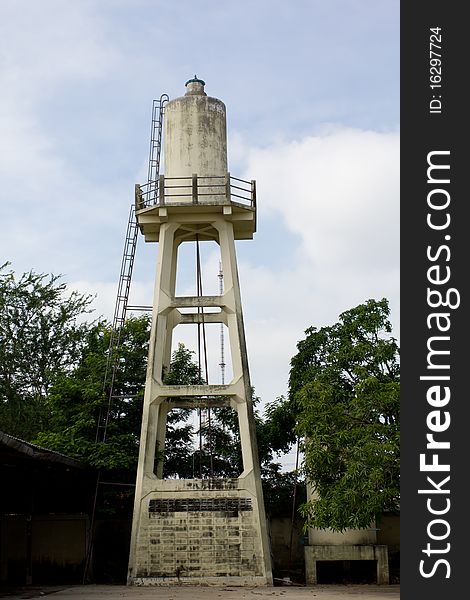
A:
[0,584,400,600]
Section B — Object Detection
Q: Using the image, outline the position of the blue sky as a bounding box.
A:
[1,1,399,466]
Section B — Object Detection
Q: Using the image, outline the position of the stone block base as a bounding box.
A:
[305,544,389,585]
[128,576,270,586]
[128,478,272,584]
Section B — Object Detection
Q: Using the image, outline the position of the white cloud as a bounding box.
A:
[0,1,118,90]
[0,1,129,281]
[245,127,399,269]
[231,128,400,404]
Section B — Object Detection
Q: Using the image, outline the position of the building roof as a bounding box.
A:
[0,430,85,469]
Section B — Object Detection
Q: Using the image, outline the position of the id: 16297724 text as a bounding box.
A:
[429,27,443,114]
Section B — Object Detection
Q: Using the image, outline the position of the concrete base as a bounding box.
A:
[129,576,271,586]
[128,476,272,585]
[305,545,389,585]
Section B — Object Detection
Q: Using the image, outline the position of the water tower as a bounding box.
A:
[127,78,273,586]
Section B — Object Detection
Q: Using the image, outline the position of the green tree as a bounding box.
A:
[0,263,94,439]
[161,343,205,479]
[35,333,240,479]
[289,298,400,531]
[35,316,151,473]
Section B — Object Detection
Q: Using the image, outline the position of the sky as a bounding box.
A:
[0,0,399,468]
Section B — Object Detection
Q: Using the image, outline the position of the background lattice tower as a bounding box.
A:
[127,77,272,586]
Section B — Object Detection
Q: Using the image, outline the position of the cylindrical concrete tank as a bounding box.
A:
[163,77,228,202]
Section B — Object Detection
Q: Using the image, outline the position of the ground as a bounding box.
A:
[0,584,400,600]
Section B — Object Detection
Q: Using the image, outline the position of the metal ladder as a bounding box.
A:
[147,94,169,205]
[96,92,169,442]
[95,204,139,443]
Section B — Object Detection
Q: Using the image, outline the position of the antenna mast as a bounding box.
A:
[218,261,225,384]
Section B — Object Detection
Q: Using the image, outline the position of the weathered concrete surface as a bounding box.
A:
[0,584,400,599]
[128,79,271,585]
[305,546,389,586]
[164,78,227,202]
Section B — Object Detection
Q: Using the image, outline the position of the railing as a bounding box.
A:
[135,173,256,210]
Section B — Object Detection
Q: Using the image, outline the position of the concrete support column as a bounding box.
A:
[153,401,170,479]
[149,222,179,387]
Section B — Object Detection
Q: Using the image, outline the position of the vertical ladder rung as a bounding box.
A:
[97,92,168,445]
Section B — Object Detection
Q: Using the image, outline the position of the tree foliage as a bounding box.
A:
[0,263,94,439]
[35,316,150,473]
[290,298,400,531]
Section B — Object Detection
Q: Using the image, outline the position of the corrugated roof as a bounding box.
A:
[0,430,85,469]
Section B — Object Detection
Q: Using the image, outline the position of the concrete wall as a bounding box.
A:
[1,513,400,585]
[308,526,377,546]
[32,516,87,583]
[268,514,400,584]
[377,514,400,583]
[303,514,400,585]
[0,515,87,585]
[377,514,400,547]
[0,516,27,584]
[93,519,132,584]
[305,544,389,585]
[268,517,306,580]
